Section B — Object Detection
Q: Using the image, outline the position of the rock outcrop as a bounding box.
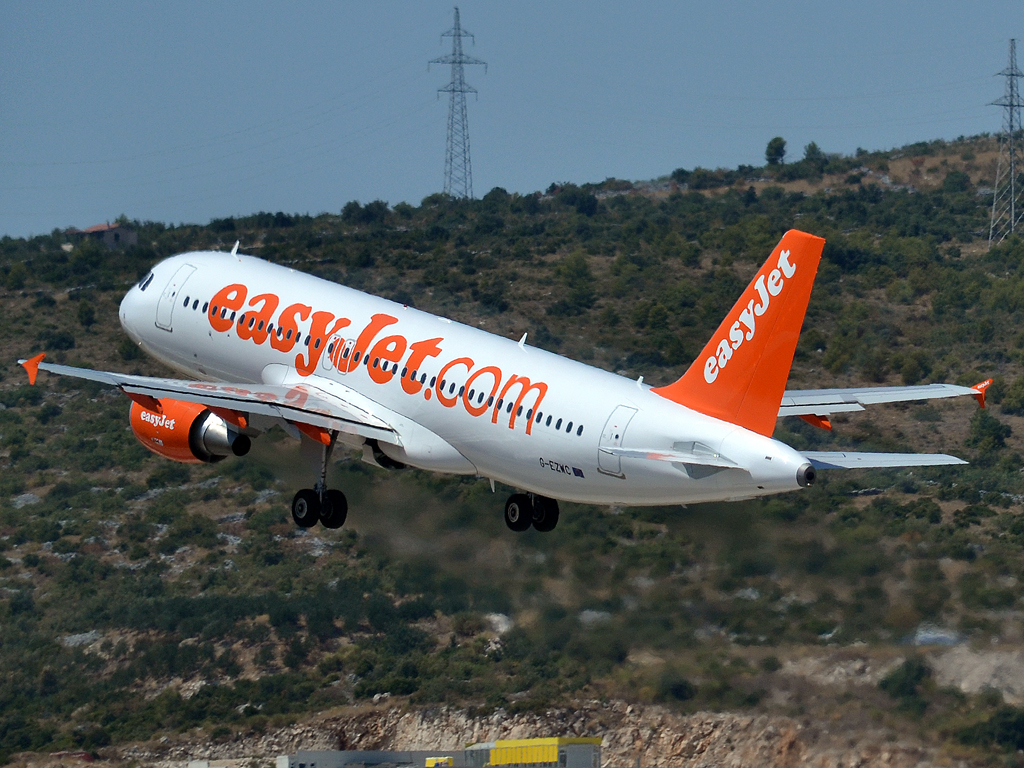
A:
[6,700,951,768]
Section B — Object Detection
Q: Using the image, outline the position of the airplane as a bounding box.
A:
[19,230,989,534]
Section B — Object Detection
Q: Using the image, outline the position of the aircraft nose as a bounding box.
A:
[120,273,153,341]
[119,289,141,341]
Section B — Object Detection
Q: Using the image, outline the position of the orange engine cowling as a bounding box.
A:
[129,399,252,464]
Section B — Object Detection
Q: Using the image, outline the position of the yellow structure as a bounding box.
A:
[468,738,602,768]
[426,759,454,767]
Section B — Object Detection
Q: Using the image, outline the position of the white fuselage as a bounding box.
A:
[119,252,809,505]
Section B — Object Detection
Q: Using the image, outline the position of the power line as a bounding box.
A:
[989,39,1024,248]
[429,6,486,199]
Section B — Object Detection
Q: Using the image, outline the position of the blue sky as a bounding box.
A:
[0,1,1019,237]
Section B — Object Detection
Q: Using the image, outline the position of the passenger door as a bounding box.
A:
[155,264,196,332]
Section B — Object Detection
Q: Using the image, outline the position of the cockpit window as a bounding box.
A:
[138,272,154,291]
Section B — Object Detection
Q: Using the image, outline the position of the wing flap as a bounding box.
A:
[803,451,967,469]
[21,359,400,445]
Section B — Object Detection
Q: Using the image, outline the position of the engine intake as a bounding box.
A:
[130,400,251,464]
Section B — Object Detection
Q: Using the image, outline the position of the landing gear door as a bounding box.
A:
[155,264,196,331]
[598,405,637,477]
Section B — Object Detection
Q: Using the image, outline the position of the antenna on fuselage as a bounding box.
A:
[231,241,240,261]
[518,332,527,350]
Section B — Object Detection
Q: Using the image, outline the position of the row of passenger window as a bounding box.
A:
[440,375,586,437]
[188,296,585,437]
[189,298,318,346]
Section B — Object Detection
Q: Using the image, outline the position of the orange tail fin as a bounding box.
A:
[652,229,825,436]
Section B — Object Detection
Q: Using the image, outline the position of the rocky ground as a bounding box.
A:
[18,640,1024,767]
[2,697,969,768]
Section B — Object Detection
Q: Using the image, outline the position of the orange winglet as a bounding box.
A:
[798,414,832,431]
[295,422,332,445]
[123,389,163,414]
[972,378,992,409]
[20,353,46,386]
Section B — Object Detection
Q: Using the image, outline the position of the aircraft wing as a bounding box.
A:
[802,451,967,469]
[18,356,400,446]
[779,381,989,419]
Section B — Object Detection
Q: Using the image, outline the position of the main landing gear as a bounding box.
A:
[504,493,560,533]
[292,430,348,530]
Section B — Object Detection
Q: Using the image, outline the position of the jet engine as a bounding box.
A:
[129,400,251,464]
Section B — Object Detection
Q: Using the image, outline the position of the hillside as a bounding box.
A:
[4,134,1024,765]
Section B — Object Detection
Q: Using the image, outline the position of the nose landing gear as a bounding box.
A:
[290,429,349,529]
[504,493,560,532]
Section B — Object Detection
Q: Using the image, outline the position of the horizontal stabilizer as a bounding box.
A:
[803,451,967,469]
[600,445,738,469]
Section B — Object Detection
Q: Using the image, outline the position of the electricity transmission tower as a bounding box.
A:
[429,7,486,199]
[989,39,1024,248]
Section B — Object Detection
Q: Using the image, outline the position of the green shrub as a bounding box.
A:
[656,667,697,702]
[164,513,219,550]
[959,572,1015,610]
[881,657,929,698]
[118,338,142,361]
[967,410,1011,454]
[147,463,191,488]
[958,706,1024,751]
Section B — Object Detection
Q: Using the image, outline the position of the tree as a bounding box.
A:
[803,141,826,172]
[765,137,787,165]
[342,200,389,225]
[341,200,363,222]
[943,170,972,193]
[967,410,1011,455]
[6,262,28,290]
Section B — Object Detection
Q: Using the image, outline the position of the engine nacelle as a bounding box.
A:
[130,400,251,464]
